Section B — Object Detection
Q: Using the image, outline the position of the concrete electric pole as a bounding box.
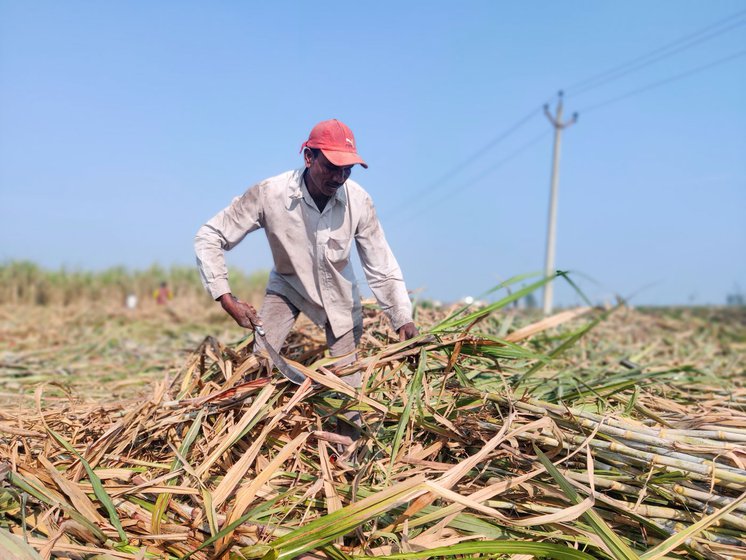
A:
[542,91,578,315]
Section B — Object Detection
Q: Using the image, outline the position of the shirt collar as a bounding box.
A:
[286,167,348,210]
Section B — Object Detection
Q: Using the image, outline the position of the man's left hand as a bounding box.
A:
[398,322,419,341]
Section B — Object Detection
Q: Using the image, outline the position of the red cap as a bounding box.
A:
[300,119,368,169]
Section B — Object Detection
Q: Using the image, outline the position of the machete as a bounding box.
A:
[254,325,307,385]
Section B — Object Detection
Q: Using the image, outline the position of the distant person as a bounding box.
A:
[154,281,172,305]
[194,119,418,438]
[125,293,138,310]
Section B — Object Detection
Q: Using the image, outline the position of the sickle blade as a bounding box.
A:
[256,327,307,385]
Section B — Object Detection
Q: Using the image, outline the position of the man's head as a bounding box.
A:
[303,148,353,199]
[300,119,368,169]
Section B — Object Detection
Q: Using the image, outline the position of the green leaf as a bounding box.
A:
[460,333,551,362]
[535,446,641,560]
[389,348,426,470]
[430,272,548,332]
[179,490,291,560]
[254,476,427,560]
[351,540,596,559]
[6,470,108,543]
[45,427,128,544]
[517,305,619,386]
[153,408,206,534]
[321,544,354,560]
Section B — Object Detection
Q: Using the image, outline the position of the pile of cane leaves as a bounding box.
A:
[1,274,745,560]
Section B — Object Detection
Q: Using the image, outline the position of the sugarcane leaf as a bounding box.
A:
[202,487,218,537]
[430,271,543,330]
[624,385,640,415]
[558,270,594,307]
[518,305,619,385]
[178,490,291,560]
[253,476,427,560]
[0,527,43,560]
[350,540,596,559]
[6,469,109,544]
[535,446,641,560]
[431,273,556,333]
[45,427,128,544]
[153,408,205,534]
[389,348,426,470]
[321,544,354,560]
[459,334,551,362]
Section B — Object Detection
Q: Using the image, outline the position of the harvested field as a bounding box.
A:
[1,280,745,559]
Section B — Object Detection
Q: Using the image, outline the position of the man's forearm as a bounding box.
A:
[194,224,232,299]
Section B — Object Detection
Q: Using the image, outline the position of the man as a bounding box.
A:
[194,119,418,394]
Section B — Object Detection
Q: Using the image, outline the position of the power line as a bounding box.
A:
[396,129,550,220]
[580,48,746,114]
[570,18,746,97]
[564,8,746,97]
[392,105,544,214]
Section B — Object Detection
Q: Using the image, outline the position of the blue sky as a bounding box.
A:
[1,1,744,306]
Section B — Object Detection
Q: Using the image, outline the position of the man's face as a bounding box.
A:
[304,150,353,198]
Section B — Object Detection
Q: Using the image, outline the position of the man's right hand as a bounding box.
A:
[218,293,262,330]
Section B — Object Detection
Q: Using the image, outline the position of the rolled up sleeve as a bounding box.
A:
[354,195,413,331]
[194,184,264,300]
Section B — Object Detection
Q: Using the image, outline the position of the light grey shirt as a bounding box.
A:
[194,168,413,337]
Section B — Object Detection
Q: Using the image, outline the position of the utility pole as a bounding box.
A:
[542,91,578,315]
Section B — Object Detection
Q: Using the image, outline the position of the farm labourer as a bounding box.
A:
[194,119,418,437]
[154,281,172,305]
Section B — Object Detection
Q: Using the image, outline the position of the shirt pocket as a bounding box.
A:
[325,236,352,270]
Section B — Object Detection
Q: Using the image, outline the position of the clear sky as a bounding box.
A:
[1,1,744,306]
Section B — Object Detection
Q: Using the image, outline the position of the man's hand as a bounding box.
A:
[218,293,262,330]
[397,322,419,341]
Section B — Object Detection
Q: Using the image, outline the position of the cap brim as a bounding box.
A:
[321,149,368,169]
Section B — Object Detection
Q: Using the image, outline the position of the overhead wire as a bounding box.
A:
[394,129,551,222]
[579,47,746,114]
[564,8,746,97]
[391,105,544,214]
